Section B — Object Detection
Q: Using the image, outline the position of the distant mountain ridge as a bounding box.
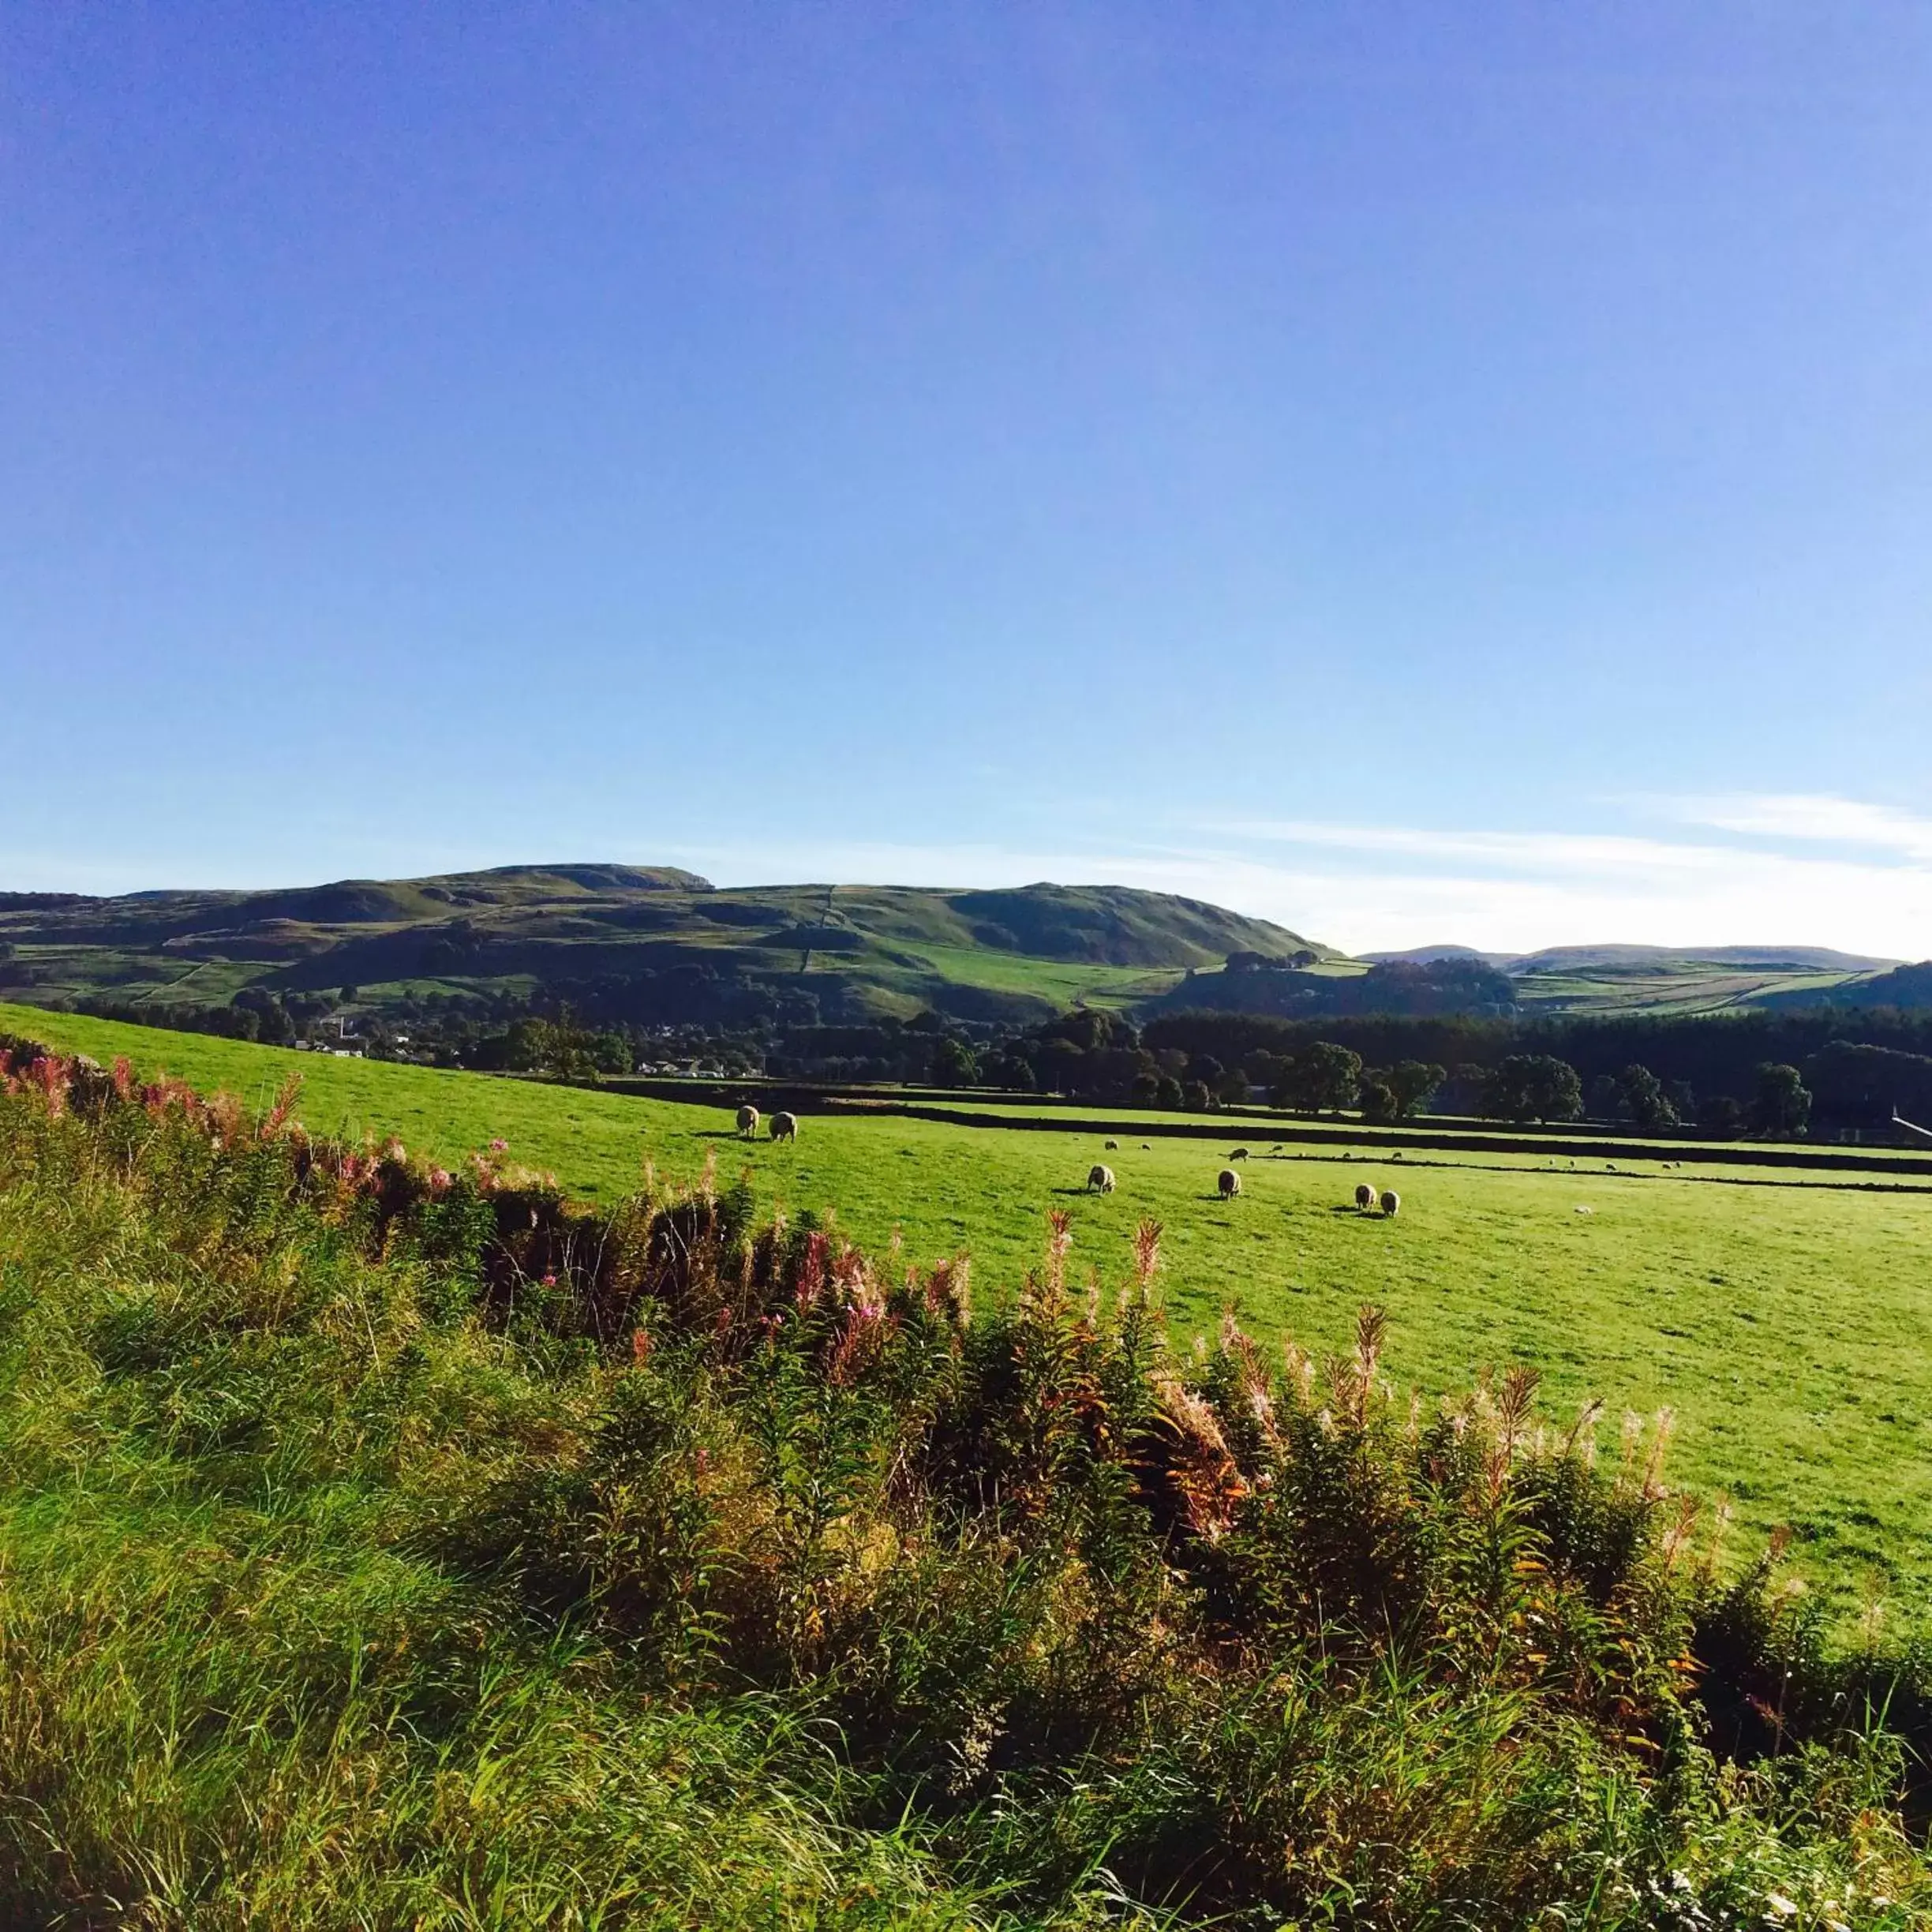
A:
[3,861,1924,1028]
[0,863,1331,1029]
[1506,943,1900,975]
[1365,942,1901,975]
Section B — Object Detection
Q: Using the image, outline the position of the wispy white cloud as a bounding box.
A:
[1661,792,1932,860]
[1208,819,1737,878]
[674,816,1932,960]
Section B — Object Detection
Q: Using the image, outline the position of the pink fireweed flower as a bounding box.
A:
[489,1138,508,1152]
[793,1230,829,1312]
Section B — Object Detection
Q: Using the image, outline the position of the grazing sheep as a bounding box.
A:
[769,1110,799,1142]
[1354,1181,1377,1211]
[1378,1189,1401,1218]
[1574,1204,1595,1215]
[736,1103,760,1138]
[1141,1142,1152,1151]
[1218,1168,1242,1199]
[1088,1163,1116,1193]
[1105,1138,1119,1150]
[1229,1148,1249,1161]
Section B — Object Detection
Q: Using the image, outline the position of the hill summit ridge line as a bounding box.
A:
[2,863,1925,1030]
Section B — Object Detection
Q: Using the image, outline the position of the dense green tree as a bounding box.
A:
[1385,1060,1446,1118]
[1617,1063,1679,1131]
[1280,1041,1364,1115]
[1750,1061,1811,1138]
[1357,1076,1398,1122]
[931,1037,979,1088]
[979,1047,1035,1091]
[1481,1054,1583,1124]
[1185,1054,1225,1091]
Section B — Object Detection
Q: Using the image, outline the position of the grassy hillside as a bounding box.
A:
[0,866,1331,1029]
[1365,945,1911,1017]
[9,1002,1931,1619]
[1,1035,1926,1926]
[1760,960,1932,1013]
[1507,960,1886,1017]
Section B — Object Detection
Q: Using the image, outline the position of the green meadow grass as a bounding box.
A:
[889,1090,1931,1164]
[7,1001,1930,1616]
[880,940,1182,1008]
[1513,964,1865,1015]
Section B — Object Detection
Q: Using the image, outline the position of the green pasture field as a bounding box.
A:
[880,940,1183,1009]
[6,1001,1930,1616]
[867,1091,1932,1171]
[1513,962,1864,1015]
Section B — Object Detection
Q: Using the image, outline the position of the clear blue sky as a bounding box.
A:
[5,4,1931,955]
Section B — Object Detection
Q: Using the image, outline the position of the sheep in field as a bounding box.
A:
[1378,1189,1401,1218]
[1105,1138,1119,1150]
[1354,1181,1377,1211]
[736,1103,759,1138]
[1088,1163,1117,1193]
[769,1111,799,1142]
[1218,1168,1242,1200]
[1229,1148,1249,1161]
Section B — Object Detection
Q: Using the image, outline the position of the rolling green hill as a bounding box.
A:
[0,865,1332,1029]
[1363,944,1912,1017]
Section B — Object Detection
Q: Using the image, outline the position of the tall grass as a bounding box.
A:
[0,1037,1924,1929]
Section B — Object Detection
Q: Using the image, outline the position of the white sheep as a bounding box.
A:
[736,1103,760,1138]
[1088,1163,1116,1193]
[1354,1181,1377,1211]
[1218,1168,1242,1200]
[1105,1138,1119,1150]
[1574,1204,1595,1215]
[1378,1189,1401,1218]
[769,1110,799,1142]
